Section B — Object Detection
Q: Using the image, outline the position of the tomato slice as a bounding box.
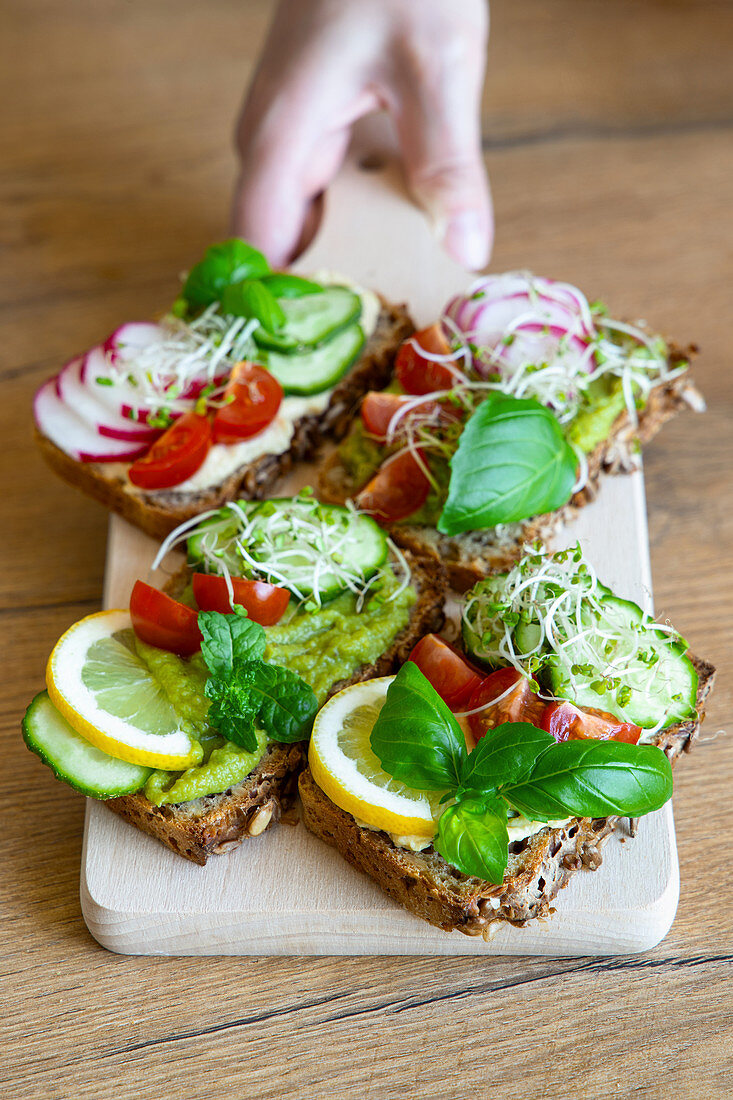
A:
[356,449,431,524]
[192,573,290,625]
[361,391,461,442]
[542,701,642,744]
[361,393,416,439]
[408,634,483,709]
[395,323,464,395]
[212,362,283,444]
[467,668,546,741]
[128,412,211,489]
[129,580,202,656]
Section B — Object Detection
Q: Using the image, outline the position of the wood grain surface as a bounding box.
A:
[2,0,731,1096]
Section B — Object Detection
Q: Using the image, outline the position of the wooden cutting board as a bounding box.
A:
[80,122,679,955]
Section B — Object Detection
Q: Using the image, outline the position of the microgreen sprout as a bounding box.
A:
[461,543,686,733]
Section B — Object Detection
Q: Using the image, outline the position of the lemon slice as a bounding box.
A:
[308,676,443,838]
[46,609,203,770]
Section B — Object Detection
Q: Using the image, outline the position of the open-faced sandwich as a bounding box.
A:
[319,272,704,589]
[299,543,715,934]
[22,493,444,864]
[33,239,413,538]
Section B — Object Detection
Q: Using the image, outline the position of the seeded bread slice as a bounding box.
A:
[319,349,703,590]
[104,552,446,864]
[35,300,414,541]
[299,654,714,935]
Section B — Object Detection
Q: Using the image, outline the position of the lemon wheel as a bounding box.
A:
[308,676,442,839]
[46,609,202,770]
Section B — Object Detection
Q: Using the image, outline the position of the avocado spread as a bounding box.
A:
[137,565,415,805]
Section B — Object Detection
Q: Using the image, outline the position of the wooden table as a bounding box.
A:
[2,1,731,1095]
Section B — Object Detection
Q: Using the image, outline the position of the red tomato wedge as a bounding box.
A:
[129,580,202,657]
[541,701,642,744]
[356,449,431,524]
[213,362,283,444]
[192,573,290,625]
[408,634,483,709]
[128,412,211,489]
[361,391,461,441]
[467,668,546,741]
[395,323,463,395]
[361,393,417,439]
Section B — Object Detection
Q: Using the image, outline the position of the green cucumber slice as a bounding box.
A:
[265,324,365,395]
[254,286,362,352]
[22,691,152,799]
[544,594,698,729]
[187,496,389,603]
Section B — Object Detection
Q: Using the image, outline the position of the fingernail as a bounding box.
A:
[442,211,489,271]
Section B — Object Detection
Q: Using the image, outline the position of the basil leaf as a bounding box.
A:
[241,661,318,743]
[437,394,578,535]
[369,663,467,791]
[182,239,270,309]
[220,278,287,333]
[198,611,266,681]
[458,722,555,794]
[435,795,508,884]
[261,273,322,298]
[204,679,259,752]
[502,739,673,820]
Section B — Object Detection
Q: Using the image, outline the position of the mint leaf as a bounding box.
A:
[198,611,265,681]
[502,739,673,821]
[204,679,260,752]
[242,661,318,743]
[182,239,270,309]
[435,795,508,883]
[369,663,466,791]
[458,722,555,794]
[438,394,578,535]
[220,278,287,332]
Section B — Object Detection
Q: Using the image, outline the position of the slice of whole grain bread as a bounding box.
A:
[299,654,715,935]
[36,301,414,541]
[319,349,704,590]
[105,552,446,864]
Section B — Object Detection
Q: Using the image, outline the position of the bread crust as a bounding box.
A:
[35,301,415,540]
[105,552,446,863]
[319,349,704,590]
[299,653,715,935]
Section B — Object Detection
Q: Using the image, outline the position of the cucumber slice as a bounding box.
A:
[265,324,366,395]
[22,691,152,798]
[187,497,389,603]
[254,286,362,353]
[246,498,388,601]
[544,595,698,729]
[461,574,507,665]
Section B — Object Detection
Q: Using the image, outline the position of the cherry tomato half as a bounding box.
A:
[541,701,642,744]
[467,668,546,741]
[395,323,464,395]
[192,573,290,626]
[356,449,431,524]
[361,391,461,442]
[408,634,483,710]
[129,580,202,656]
[128,412,211,490]
[212,362,283,444]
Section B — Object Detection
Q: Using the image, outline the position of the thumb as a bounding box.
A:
[392,37,492,270]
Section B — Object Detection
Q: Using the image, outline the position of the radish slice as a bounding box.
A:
[34,380,150,463]
[103,321,166,364]
[56,356,161,443]
[445,272,595,379]
[81,345,156,425]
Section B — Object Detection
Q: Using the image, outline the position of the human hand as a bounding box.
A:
[232,0,492,270]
